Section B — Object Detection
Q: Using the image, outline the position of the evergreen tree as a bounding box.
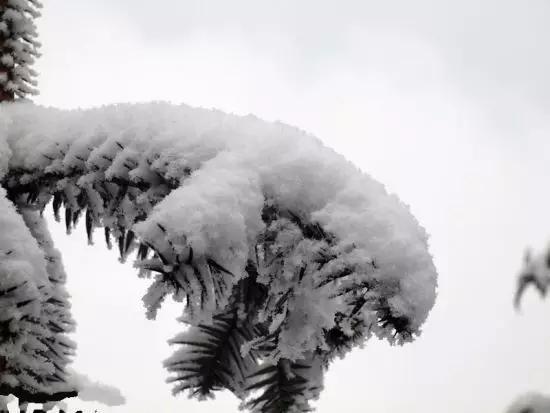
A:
[19,209,76,395]
[0,191,76,404]
[0,188,53,400]
[0,103,438,411]
[0,0,42,101]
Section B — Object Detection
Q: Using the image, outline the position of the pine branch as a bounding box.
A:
[0,104,439,412]
[242,356,323,413]
[165,310,257,399]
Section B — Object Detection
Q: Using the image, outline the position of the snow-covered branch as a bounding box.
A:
[0,187,76,403]
[0,0,42,101]
[68,370,125,407]
[0,102,438,411]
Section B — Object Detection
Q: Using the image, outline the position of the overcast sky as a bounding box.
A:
[25,1,550,412]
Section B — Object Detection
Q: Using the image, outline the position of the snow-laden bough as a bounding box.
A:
[0,102,437,412]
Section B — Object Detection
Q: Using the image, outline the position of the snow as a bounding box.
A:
[0,187,51,392]
[0,0,42,99]
[507,393,550,413]
[0,101,438,403]
[68,370,126,407]
[0,186,74,397]
[0,188,47,284]
[0,395,15,411]
[515,246,550,308]
[19,209,76,390]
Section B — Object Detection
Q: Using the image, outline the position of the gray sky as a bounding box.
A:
[29,1,550,412]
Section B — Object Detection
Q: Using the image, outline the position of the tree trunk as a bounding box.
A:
[0,0,14,102]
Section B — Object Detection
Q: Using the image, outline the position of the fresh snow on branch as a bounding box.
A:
[0,101,438,411]
[0,186,75,402]
[0,0,42,100]
[68,370,125,407]
[0,186,52,393]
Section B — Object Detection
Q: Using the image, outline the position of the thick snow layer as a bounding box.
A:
[0,0,42,99]
[507,393,550,413]
[20,209,76,391]
[1,102,437,335]
[0,187,52,391]
[1,101,438,403]
[68,370,126,407]
[0,187,47,285]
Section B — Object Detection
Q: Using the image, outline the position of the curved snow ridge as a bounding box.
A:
[0,101,437,336]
